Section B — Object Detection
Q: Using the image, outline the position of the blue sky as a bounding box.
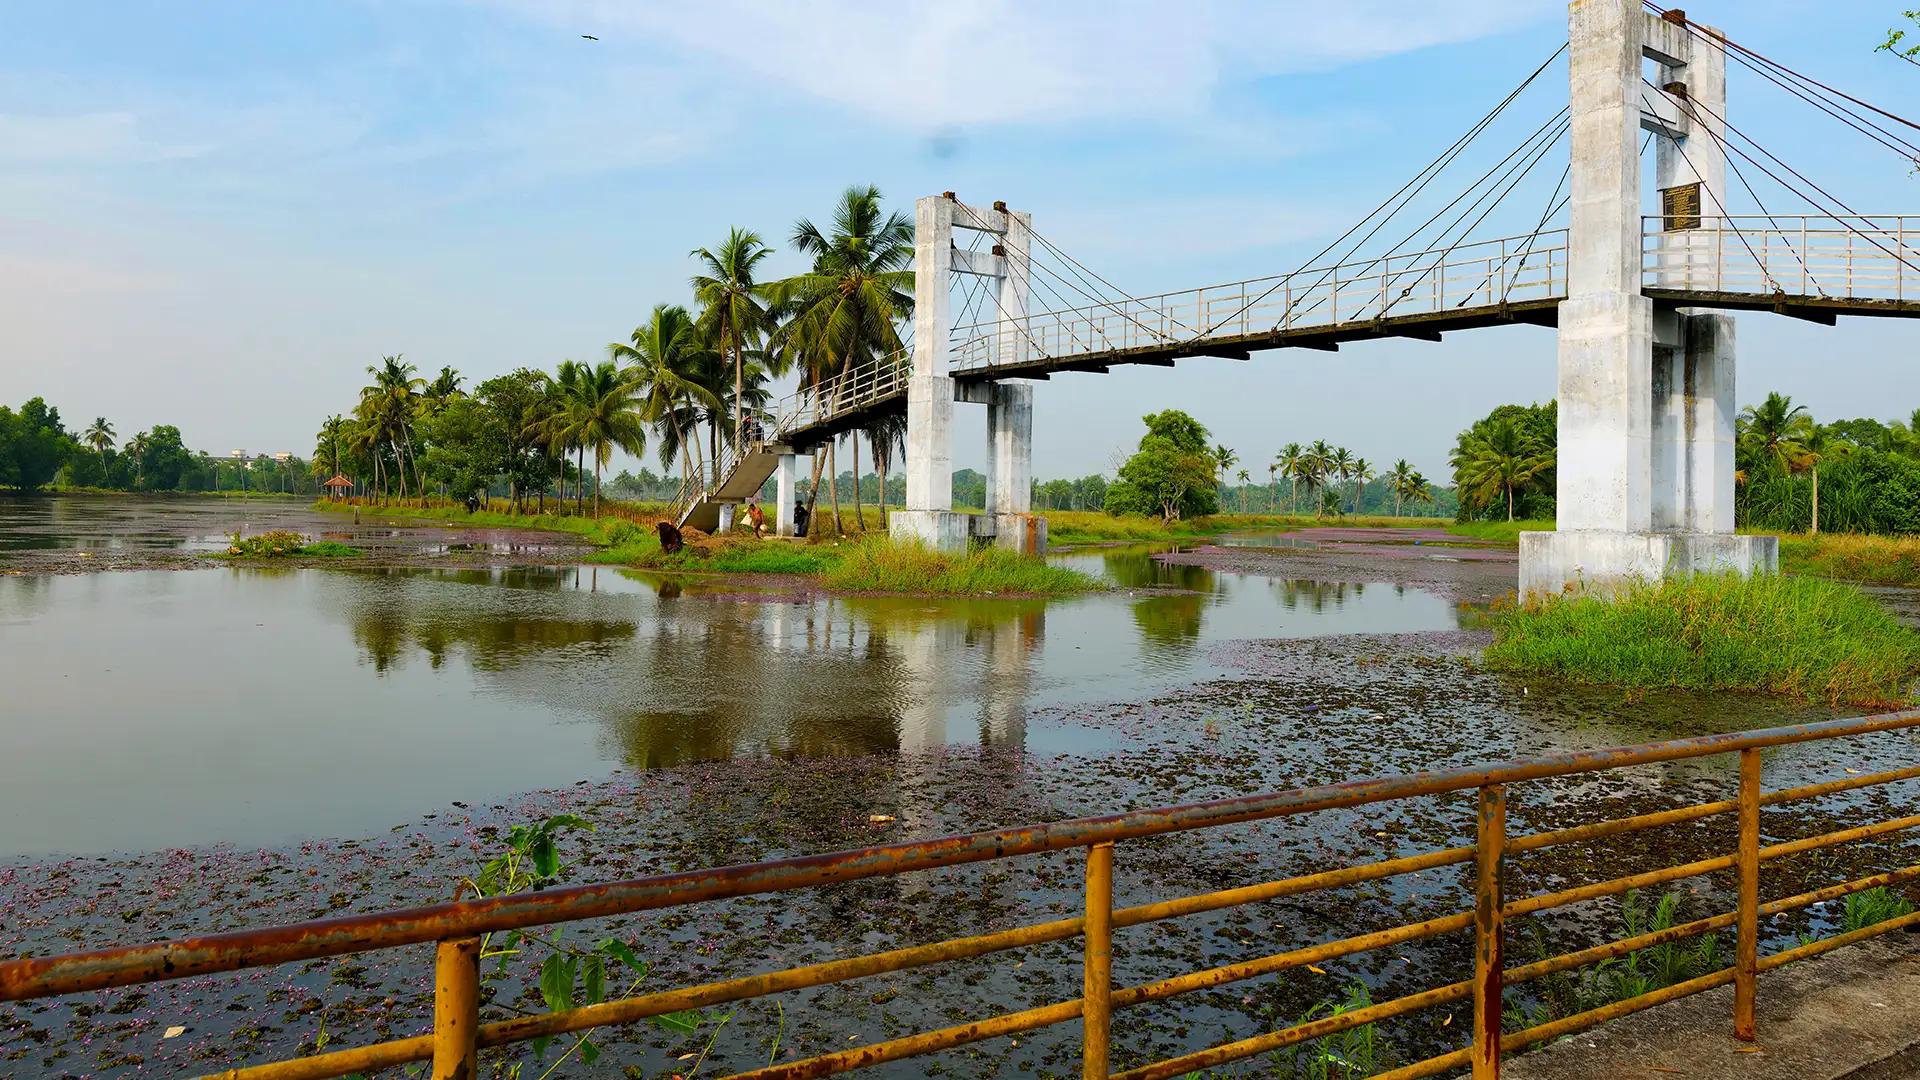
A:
[3,1,1918,479]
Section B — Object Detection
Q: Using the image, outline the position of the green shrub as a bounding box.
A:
[1841,886,1916,933]
[223,530,363,559]
[1485,573,1920,706]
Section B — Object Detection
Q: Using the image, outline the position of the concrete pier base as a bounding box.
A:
[1519,530,1777,597]
[977,513,1049,555]
[889,509,973,552]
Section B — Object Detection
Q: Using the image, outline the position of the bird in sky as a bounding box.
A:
[580,34,598,40]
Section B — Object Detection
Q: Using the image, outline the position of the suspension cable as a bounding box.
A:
[1190,42,1569,338]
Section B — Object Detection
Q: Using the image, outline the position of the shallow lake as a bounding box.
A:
[0,512,1459,854]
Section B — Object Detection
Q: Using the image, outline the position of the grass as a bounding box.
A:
[1484,572,1920,707]
[316,499,1097,596]
[1446,518,1555,544]
[1777,532,1920,587]
[822,536,1098,596]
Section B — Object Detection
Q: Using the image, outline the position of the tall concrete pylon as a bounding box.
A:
[891,193,1048,553]
[1518,1,1775,595]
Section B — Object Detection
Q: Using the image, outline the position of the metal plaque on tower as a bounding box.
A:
[1661,182,1702,231]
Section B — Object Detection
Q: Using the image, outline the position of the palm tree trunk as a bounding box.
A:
[1810,466,1820,535]
[828,440,843,535]
[852,436,863,531]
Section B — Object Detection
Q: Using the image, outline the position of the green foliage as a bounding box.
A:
[1508,891,1724,1031]
[1450,402,1555,522]
[1841,886,1916,933]
[222,530,364,559]
[0,397,75,490]
[1485,573,1920,706]
[1109,411,1219,521]
[468,815,704,1074]
[1287,983,1388,1079]
[822,536,1097,595]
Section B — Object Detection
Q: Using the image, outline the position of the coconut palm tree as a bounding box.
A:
[1737,391,1809,479]
[1327,447,1355,510]
[359,355,424,501]
[1450,417,1553,521]
[1386,459,1416,517]
[1796,420,1846,536]
[1350,457,1374,515]
[690,228,777,448]
[612,304,724,491]
[83,417,115,454]
[313,415,348,480]
[769,185,915,529]
[548,360,647,516]
[1212,444,1238,508]
[1276,443,1305,513]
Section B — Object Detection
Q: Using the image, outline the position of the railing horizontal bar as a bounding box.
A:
[1506,811,1920,920]
[1505,853,1737,918]
[1756,908,1920,972]
[1113,845,1474,928]
[9,709,1918,1003]
[206,1036,433,1080]
[1111,979,1473,1080]
[1507,798,1735,853]
[1503,967,1735,1053]
[721,998,1084,1080]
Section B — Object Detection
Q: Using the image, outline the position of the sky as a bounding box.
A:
[3,1,1918,481]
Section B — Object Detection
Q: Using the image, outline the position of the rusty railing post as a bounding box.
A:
[1083,842,1115,1079]
[1735,748,1762,1040]
[1473,784,1506,1080]
[433,937,481,1080]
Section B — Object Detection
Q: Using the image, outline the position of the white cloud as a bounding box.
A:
[481,0,1558,129]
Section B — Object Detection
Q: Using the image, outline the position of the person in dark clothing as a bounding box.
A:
[793,500,810,538]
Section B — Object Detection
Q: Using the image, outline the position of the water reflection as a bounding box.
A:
[0,542,1457,853]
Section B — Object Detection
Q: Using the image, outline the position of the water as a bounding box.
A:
[0,526,1457,855]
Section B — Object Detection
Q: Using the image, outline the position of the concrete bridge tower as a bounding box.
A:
[890,194,1047,554]
[1520,0,1776,594]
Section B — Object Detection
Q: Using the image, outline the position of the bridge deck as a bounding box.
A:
[778,288,1920,451]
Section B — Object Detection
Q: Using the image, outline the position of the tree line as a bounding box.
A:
[0,397,315,495]
[1445,393,1920,533]
[314,186,915,530]
[1098,410,1443,523]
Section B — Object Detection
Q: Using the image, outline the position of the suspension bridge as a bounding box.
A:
[670,1,1920,594]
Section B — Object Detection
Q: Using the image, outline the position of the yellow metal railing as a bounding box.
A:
[5,710,1920,1079]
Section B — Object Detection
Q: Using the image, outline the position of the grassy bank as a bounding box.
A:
[313,500,1099,596]
[1447,519,1555,544]
[824,536,1096,595]
[1484,573,1920,707]
[1778,533,1920,587]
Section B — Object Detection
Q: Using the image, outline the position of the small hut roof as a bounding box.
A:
[322,473,354,488]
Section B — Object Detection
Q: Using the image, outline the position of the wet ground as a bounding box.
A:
[3,497,1919,1078]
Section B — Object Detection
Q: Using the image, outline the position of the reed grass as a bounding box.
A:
[1484,572,1920,706]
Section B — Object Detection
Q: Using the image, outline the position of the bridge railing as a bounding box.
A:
[5,710,1920,1079]
[1643,214,1920,302]
[767,348,911,444]
[950,230,1570,373]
